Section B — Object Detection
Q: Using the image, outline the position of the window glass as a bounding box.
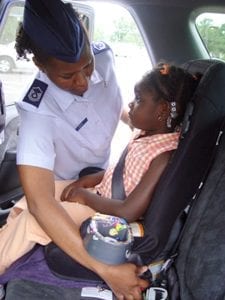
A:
[196,13,225,61]
[0,2,37,106]
[87,2,151,161]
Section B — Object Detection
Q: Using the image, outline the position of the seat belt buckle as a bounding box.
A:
[145,287,168,300]
[147,260,164,281]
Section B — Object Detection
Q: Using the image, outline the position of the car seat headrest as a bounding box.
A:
[180,59,225,138]
[181,58,222,76]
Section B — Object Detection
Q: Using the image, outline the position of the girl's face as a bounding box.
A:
[34,45,94,96]
[128,81,169,134]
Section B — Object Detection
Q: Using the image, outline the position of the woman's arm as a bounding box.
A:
[18,165,148,299]
[65,151,172,222]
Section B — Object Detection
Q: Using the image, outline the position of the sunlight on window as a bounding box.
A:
[88,1,151,104]
[196,13,225,60]
[86,2,151,162]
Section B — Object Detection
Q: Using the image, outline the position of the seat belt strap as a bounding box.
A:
[111,146,128,200]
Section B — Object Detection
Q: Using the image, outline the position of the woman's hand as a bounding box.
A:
[99,263,149,300]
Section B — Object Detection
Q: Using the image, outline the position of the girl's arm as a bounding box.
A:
[66,151,173,222]
[60,170,105,201]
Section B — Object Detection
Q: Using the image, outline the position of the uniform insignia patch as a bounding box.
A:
[92,41,110,55]
[23,79,48,107]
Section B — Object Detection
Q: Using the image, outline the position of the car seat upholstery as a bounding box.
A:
[0,80,5,142]
[0,81,23,226]
[175,113,225,300]
[132,59,225,264]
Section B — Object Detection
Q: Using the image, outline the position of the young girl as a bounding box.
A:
[0,63,199,275]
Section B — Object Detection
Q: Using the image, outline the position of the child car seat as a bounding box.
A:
[175,119,225,300]
[132,59,225,265]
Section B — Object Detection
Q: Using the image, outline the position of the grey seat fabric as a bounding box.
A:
[0,80,5,139]
[176,130,225,300]
[0,82,23,225]
[0,116,19,164]
[0,115,23,207]
[5,279,116,300]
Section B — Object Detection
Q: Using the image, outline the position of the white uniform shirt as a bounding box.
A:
[16,45,123,179]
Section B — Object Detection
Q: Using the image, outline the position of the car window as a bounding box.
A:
[88,2,151,161]
[0,0,151,162]
[196,13,225,61]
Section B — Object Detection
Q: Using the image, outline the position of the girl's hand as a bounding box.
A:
[61,171,105,202]
[60,181,80,202]
[62,187,97,206]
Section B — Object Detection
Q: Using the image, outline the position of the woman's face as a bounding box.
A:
[35,45,94,96]
[128,81,169,134]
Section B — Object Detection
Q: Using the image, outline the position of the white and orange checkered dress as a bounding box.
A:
[96,130,180,198]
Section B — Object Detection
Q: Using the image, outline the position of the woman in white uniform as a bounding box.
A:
[12,0,148,299]
[16,41,122,180]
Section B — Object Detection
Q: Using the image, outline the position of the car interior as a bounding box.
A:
[0,0,225,299]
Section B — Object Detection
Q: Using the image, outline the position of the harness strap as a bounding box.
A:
[111,146,128,200]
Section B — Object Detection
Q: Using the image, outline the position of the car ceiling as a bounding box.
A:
[1,0,225,65]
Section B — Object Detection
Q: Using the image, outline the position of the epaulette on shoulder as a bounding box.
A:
[92,41,111,55]
[22,79,48,108]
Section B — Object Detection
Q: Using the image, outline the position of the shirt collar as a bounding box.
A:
[38,68,103,112]
[131,130,180,144]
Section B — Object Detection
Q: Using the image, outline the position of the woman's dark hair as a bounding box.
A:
[140,63,201,127]
[15,22,50,63]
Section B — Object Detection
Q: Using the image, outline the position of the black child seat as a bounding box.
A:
[3,59,225,300]
[132,59,225,299]
[175,116,225,300]
[132,59,225,263]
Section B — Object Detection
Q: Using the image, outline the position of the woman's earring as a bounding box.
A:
[158,115,162,121]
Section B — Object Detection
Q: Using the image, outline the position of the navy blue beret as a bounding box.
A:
[23,0,85,62]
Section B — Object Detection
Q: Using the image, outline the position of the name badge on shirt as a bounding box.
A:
[23,79,48,108]
[76,117,88,131]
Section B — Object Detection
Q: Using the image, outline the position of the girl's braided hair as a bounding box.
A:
[140,62,201,127]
